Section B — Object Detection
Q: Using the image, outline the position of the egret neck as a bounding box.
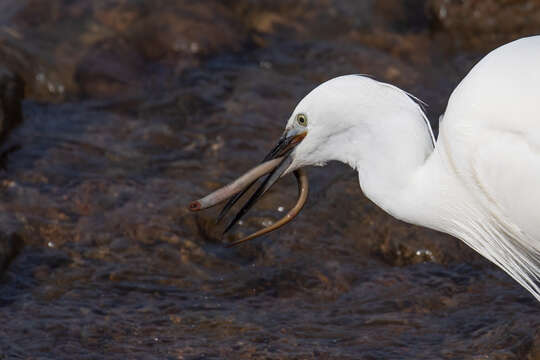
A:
[287,77,455,228]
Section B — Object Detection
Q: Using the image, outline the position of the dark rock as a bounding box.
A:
[0,233,24,274]
[374,0,431,32]
[0,66,24,142]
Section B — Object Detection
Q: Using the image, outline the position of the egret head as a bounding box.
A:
[281,75,372,172]
[189,75,386,245]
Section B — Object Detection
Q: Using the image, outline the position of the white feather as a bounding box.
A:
[286,36,540,301]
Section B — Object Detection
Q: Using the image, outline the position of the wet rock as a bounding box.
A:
[127,2,243,62]
[230,0,430,42]
[428,0,540,51]
[0,1,82,102]
[373,0,430,32]
[75,37,145,99]
[0,0,246,101]
[372,220,484,267]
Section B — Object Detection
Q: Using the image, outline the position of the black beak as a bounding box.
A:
[218,131,307,234]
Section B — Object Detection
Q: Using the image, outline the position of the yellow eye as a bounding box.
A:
[296,113,308,126]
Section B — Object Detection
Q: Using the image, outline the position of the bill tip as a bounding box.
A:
[189,201,201,212]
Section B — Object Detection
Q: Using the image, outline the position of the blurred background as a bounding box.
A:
[0,1,539,359]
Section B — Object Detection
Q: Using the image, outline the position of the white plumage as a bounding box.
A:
[284,36,540,301]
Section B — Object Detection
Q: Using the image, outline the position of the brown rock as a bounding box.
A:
[529,331,540,360]
[132,4,242,59]
[93,0,144,34]
[75,37,145,99]
[428,0,540,51]
[0,0,246,101]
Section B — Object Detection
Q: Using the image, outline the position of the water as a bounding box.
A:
[0,1,539,359]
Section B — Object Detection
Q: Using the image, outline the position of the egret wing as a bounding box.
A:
[470,130,540,298]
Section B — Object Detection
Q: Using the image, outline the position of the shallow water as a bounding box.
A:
[0,1,539,359]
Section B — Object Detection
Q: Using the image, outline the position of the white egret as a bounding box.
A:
[191,36,540,302]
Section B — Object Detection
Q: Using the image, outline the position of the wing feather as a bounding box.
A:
[470,131,540,299]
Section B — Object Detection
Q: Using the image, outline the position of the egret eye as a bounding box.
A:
[296,113,308,127]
